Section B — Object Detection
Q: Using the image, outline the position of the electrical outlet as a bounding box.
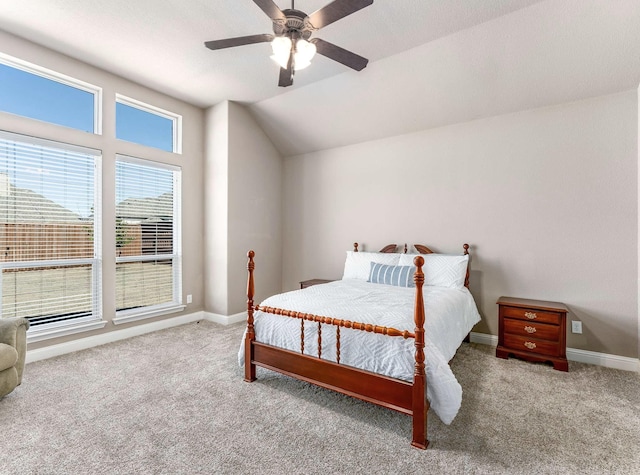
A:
[186,294,192,304]
[571,320,582,334]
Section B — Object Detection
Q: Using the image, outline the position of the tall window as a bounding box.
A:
[0,131,102,332]
[0,53,101,133]
[114,156,181,323]
[115,95,181,153]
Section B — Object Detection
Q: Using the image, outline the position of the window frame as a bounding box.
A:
[115,94,182,154]
[0,130,105,343]
[0,52,102,135]
[113,154,183,325]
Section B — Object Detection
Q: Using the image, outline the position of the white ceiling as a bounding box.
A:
[0,0,545,106]
[251,0,640,155]
[0,0,639,157]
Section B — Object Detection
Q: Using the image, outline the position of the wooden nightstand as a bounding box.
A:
[496,296,569,372]
[299,279,334,289]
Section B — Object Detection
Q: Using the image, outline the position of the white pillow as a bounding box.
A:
[397,253,469,289]
[342,251,400,281]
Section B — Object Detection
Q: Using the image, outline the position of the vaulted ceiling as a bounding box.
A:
[1,0,639,156]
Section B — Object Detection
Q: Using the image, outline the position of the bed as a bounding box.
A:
[240,243,481,449]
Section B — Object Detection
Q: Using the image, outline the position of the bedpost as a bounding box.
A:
[245,250,256,382]
[411,256,429,449]
[353,242,359,252]
[462,244,472,342]
[463,243,470,288]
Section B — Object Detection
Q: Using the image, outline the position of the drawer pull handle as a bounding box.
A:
[524,311,537,320]
[524,341,537,350]
[524,325,537,334]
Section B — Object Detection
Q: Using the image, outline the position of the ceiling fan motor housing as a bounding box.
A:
[273,9,314,40]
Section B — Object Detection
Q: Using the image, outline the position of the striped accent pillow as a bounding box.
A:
[368,263,415,288]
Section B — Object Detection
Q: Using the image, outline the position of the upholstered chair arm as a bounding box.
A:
[0,318,30,384]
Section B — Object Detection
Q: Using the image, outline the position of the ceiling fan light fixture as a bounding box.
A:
[270,36,292,69]
[293,39,316,70]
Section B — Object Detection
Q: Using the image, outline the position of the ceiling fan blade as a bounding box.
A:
[278,53,294,87]
[307,0,373,30]
[310,38,368,71]
[253,0,286,21]
[204,34,274,50]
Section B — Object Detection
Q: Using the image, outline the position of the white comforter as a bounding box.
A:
[238,279,481,424]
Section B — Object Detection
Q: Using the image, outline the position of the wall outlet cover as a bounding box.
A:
[571,320,582,334]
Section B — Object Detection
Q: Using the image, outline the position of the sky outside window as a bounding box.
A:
[116,102,174,152]
[0,63,94,132]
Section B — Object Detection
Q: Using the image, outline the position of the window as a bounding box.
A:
[0,53,101,133]
[115,95,181,153]
[0,131,103,337]
[114,156,182,324]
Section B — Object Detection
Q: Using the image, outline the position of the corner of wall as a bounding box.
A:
[226,102,283,313]
[203,101,230,315]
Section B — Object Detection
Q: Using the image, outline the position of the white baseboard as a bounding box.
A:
[564,347,640,372]
[26,311,205,364]
[470,332,499,347]
[470,332,640,372]
[203,311,246,325]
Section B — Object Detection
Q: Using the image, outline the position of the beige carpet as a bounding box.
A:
[1,320,638,474]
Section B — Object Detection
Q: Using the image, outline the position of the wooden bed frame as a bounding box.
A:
[244,243,471,449]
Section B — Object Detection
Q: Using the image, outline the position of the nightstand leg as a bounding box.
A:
[553,359,569,372]
[495,347,509,359]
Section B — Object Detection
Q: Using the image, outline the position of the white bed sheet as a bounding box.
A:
[238,279,481,424]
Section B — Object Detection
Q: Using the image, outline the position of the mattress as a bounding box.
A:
[238,279,481,424]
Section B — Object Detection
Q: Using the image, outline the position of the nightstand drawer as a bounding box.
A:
[502,306,560,325]
[503,334,561,357]
[503,318,560,341]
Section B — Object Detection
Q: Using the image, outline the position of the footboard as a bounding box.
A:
[244,250,430,449]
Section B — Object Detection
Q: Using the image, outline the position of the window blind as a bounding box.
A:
[0,131,101,326]
[115,156,181,314]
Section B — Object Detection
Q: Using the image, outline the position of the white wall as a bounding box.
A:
[204,101,282,316]
[227,102,283,313]
[282,90,638,358]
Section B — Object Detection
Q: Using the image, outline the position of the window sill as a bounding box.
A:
[113,304,186,325]
[27,318,108,344]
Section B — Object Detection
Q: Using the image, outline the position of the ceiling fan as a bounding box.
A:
[204,0,373,87]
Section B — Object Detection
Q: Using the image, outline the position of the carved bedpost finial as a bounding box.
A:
[463,244,470,288]
[413,256,425,308]
[403,243,408,254]
[354,242,359,252]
